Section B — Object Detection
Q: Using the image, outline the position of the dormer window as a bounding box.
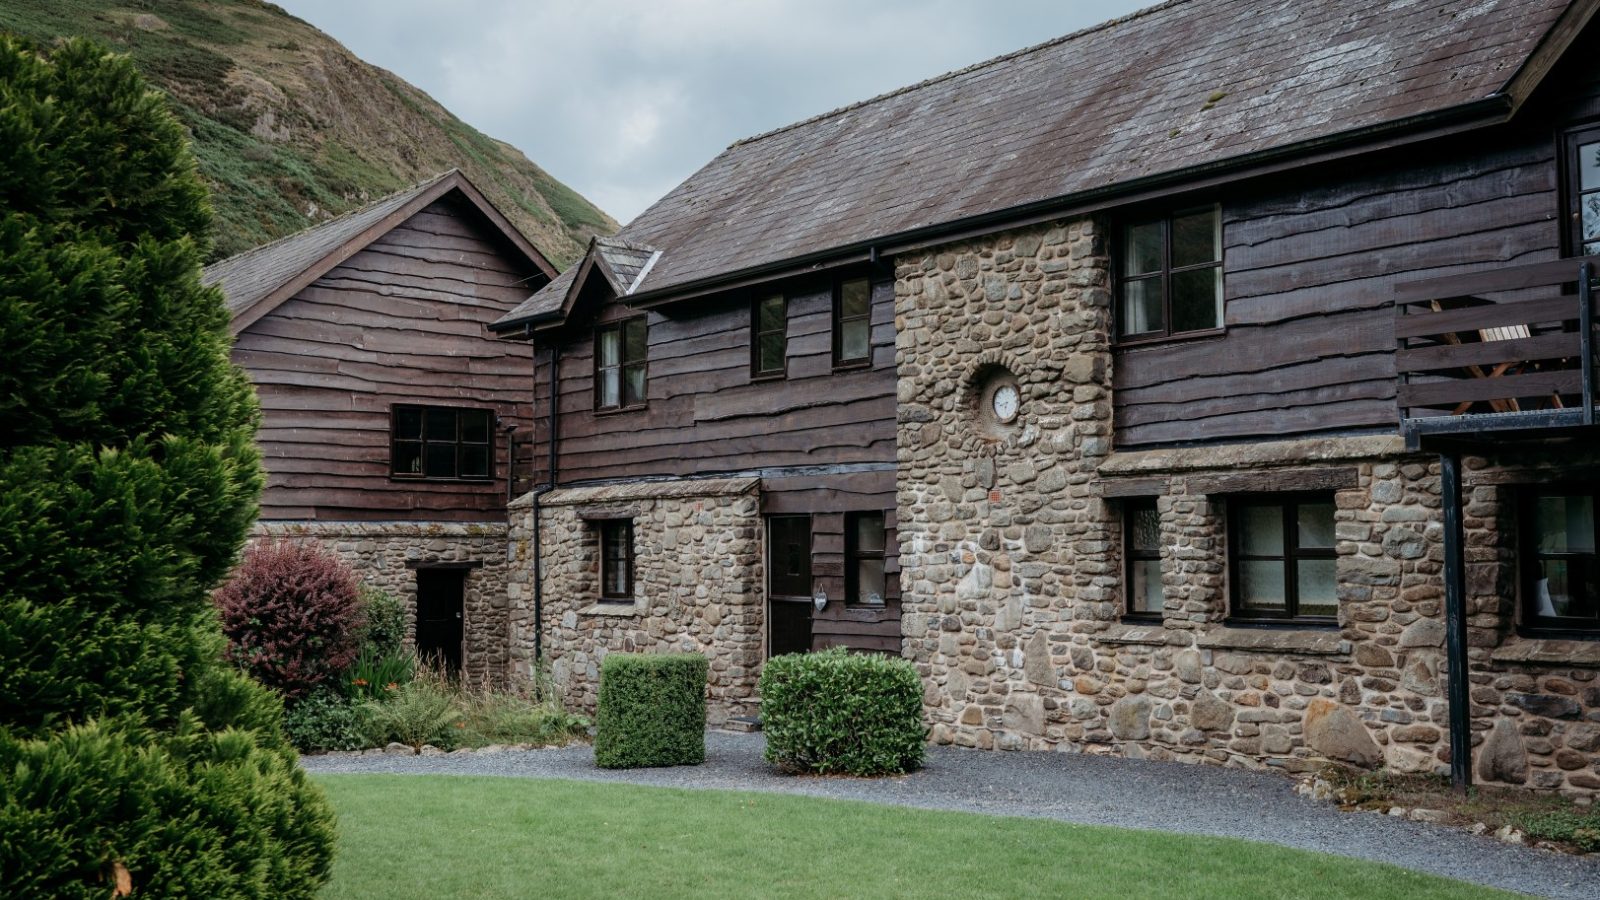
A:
[595,317,647,411]
[1117,205,1223,341]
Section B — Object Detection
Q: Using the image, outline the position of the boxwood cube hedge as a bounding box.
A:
[594,653,707,768]
[760,647,926,776]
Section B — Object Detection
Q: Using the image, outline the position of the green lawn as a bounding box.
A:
[313,775,1513,899]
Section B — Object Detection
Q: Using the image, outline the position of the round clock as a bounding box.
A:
[991,383,1020,423]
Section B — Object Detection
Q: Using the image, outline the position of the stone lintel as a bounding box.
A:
[1490,638,1600,669]
[1197,626,1350,657]
[575,504,641,521]
[1097,435,1409,478]
[529,477,760,508]
[1187,466,1360,496]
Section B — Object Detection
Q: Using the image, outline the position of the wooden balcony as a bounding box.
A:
[1394,257,1598,450]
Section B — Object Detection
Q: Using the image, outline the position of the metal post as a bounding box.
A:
[1440,450,1472,791]
[1580,261,1594,426]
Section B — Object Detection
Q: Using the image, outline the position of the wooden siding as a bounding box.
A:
[1111,31,1600,448]
[531,273,899,653]
[235,196,541,520]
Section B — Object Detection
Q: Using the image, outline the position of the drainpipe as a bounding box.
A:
[529,343,561,670]
[1440,449,1472,791]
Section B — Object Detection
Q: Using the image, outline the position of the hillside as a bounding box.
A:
[0,0,617,264]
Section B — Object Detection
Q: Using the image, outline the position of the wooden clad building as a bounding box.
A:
[207,169,555,684]
[500,0,1600,789]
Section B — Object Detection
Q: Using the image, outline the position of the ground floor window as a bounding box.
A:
[599,520,634,602]
[1228,494,1337,625]
[846,511,887,606]
[1523,488,1598,633]
[1123,498,1164,620]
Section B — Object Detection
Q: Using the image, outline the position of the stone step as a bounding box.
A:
[723,715,763,733]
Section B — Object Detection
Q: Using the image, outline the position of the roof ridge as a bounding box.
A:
[205,168,458,271]
[728,0,1195,149]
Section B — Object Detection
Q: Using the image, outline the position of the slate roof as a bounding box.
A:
[496,236,659,327]
[497,0,1579,326]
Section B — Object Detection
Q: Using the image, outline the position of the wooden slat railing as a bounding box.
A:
[1394,257,1597,431]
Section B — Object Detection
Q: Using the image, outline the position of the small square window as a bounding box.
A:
[1228,495,1337,625]
[1522,488,1598,634]
[599,520,634,602]
[1117,205,1223,341]
[390,405,493,481]
[1123,498,1164,620]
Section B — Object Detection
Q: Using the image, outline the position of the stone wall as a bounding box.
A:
[894,214,1600,792]
[507,478,763,724]
[252,521,511,686]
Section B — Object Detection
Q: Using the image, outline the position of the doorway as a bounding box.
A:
[767,515,813,658]
[415,568,465,675]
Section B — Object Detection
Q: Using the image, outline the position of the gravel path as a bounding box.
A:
[302,731,1599,899]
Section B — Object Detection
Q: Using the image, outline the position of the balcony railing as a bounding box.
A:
[1393,256,1598,448]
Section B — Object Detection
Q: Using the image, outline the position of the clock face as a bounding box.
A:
[991,384,1020,423]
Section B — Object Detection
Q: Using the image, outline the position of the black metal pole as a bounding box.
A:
[1441,449,1472,791]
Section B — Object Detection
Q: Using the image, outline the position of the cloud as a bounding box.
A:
[275,0,1149,224]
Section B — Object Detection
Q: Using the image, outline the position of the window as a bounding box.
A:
[846,511,887,606]
[598,520,634,602]
[1124,498,1164,620]
[390,405,492,480]
[752,292,787,378]
[1117,205,1223,340]
[1522,489,1598,633]
[1229,495,1337,624]
[1564,127,1600,256]
[595,317,647,411]
[833,277,872,367]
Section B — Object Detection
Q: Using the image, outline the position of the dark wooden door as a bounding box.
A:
[767,516,813,657]
[415,568,465,674]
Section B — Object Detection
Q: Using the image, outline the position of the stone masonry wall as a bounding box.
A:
[507,478,763,725]
[894,214,1600,792]
[252,521,512,687]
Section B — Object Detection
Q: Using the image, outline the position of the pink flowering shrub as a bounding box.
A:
[214,541,366,698]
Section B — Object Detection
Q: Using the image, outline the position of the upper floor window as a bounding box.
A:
[1522,488,1597,634]
[596,317,647,411]
[1117,205,1223,341]
[846,511,887,606]
[390,404,492,481]
[752,292,787,378]
[1564,126,1600,256]
[833,276,872,367]
[1124,498,1164,620]
[599,519,635,602]
[1228,494,1337,625]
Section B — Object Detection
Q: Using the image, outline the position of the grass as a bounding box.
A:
[314,775,1517,900]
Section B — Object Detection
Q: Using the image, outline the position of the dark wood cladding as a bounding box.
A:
[234,196,541,520]
[532,275,899,654]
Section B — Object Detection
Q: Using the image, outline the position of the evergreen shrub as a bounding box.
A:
[760,648,925,776]
[593,653,706,768]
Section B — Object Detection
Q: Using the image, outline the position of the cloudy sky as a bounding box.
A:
[274,0,1148,224]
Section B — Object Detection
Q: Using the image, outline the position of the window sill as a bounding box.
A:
[1491,637,1600,669]
[1113,327,1226,350]
[831,360,872,373]
[593,404,647,418]
[389,475,495,484]
[1199,625,1349,656]
[581,602,643,617]
[1099,621,1169,646]
[751,371,787,383]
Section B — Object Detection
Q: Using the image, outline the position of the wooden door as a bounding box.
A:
[766,515,813,658]
[415,568,465,675]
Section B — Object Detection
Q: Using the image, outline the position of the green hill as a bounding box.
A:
[1,0,617,264]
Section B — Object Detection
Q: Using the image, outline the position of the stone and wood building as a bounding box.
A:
[221,0,1600,793]
[205,169,554,685]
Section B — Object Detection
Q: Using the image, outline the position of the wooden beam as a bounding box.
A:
[1187,467,1360,495]
[1392,256,1600,304]
[1099,476,1169,498]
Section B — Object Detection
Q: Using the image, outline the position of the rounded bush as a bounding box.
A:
[594,653,706,768]
[357,586,408,657]
[760,648,926,776]
[214,540,366,699]
[282,689,366,754]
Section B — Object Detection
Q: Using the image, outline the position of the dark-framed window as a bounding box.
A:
[1521,488,1597,634]
[1228,494,1337,625]
[1123,498,1164,620]
[832,276,872,368]
[390,404,492,480]
[846,511,887,606]
[1117,204,1223,341]
[598,520,634,602]
[595,317,647,411]
[752,292,787,378]
[1563,126,1600,257]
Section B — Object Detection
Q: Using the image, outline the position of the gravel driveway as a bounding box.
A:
[302,731,1599,899]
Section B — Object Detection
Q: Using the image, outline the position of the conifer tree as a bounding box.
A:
[0,36,335,897]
